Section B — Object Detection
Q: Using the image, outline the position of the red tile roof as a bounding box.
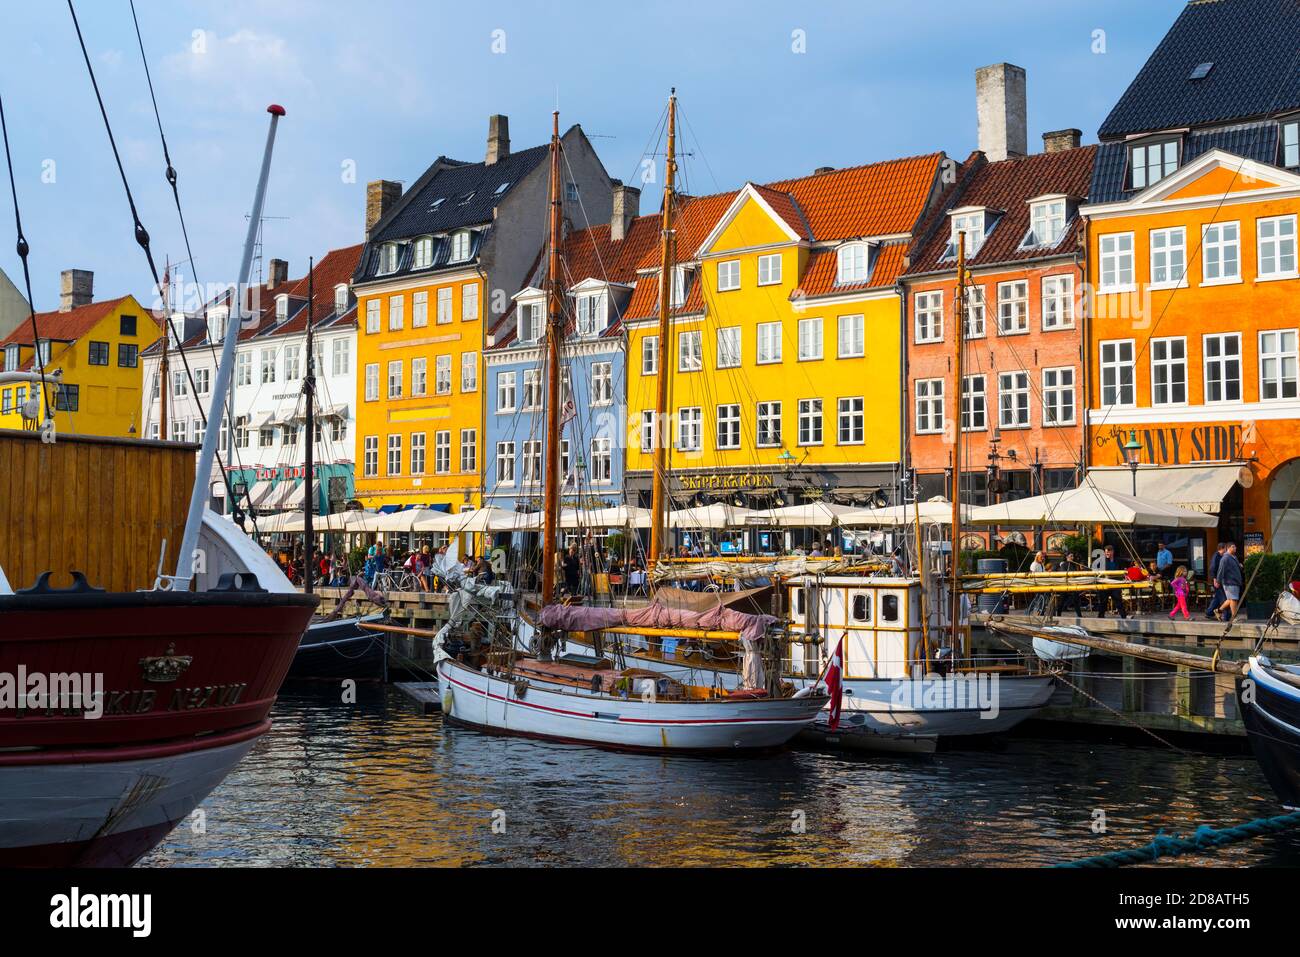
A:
[0,295,157,372]
[264,243,364,336]
[749,183,813,240]
[793,241,909,300]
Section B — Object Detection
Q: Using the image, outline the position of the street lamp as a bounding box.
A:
[1122,430,1143,496]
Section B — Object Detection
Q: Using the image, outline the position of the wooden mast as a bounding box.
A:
[303,257,316,595]
[950,242,966,655]
[540,111,565,606]
[648,89,678,569]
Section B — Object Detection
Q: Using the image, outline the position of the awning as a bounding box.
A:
[1085,464,1249,514]
[318,403,348,420]
[245,480,275,507]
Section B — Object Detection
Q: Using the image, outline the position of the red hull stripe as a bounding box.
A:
[0,719,270,767]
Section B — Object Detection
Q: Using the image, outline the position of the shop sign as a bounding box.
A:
[1093,423,1244,466]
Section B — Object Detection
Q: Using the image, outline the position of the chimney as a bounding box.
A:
[813,166,835,176]
[366,180,403,236]
[59,269,93,312]
[267,259,289,289]
[610,181,641,242]
[1042,128,1082,153]
[976,63,1027,162]
[486,114,510,165]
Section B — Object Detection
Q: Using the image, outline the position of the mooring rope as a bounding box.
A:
[1056,808,1300,867]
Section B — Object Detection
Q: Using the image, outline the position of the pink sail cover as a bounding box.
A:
[537,601,776,644]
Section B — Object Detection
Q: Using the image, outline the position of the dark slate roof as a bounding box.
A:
[1088,120,1280,204]
[1097,0,1300,138]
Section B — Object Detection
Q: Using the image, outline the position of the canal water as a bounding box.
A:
[142,682,1300,867]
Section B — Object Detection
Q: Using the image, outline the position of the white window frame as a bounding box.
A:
[365,299,380,334]
[641,336,659,375]
[1149,226,1187,289]
[1258,215,1298,281]
[388,294,404,331]
[449,230,471,263]
[1041,275,1074,330]
[387,359,403,399]
[1129,138,1179,190]
[716,327,741,369]
[496,441,516,486]
[757,253,782,286]
[836,396,864,445]
[914,379,944,434]
[997,280,1029,335]
[797,398,823,447]
[756,401,782,448]
[331,338,350,376]
[435,354,452,395]
[437,287,453,324]
[1150,336,1188,407]
[676,407,702,452]
[496,371,517,412]
[1025,198,1066,247]
[434,431,451,474]
[591,361,613,406]
[678,330,703,372]
[410,432,427,476]
[412,237,433,270]
[797,317,823,361]
[517,301,541,344]
[1260,328,1299,401]
[997,370,1031,429]
[1203,332,1242,404]
[411,356,428,397]
[716,404,740,450]
[837,243,869,283]
[1098,232,1135,292]
[461,352,478,393]
[1042,367,1076,426]
[412,291,428,328]
[837,314,864,358]
[363,436,379,477]
[756,322,783,364]
[1099,339,1136,408]
[364,363,379,402]
[1201,221,1241,285]
[717,259,741,292]
[961,374,986,432]
[590,437,612,484]
[914,291,943,343]
[462,283,479,321]
[387,434,402,476]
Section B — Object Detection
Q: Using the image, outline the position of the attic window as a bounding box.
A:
[494,182,510,195]
[459,192,475,206]
[379,243,400,275]
[517,301,542,344]
[1282,120,1299,169]
[5,344,19,370]
[334,284,349,314]
[1023,198,1067,248]
[836,243,870,283]
[576,292,607,336]
[275,294,289,320]
[1189,62,1214,80]
[450,230,472,263]
[413,237,434,269]
[428,198,446,212]
[1129,138,1179,189]
[944,209,987,259]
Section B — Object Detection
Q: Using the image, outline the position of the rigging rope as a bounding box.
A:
[1055,808,1300,868]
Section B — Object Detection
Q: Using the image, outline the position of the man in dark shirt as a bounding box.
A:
[1206,542,1227,619]
[1217,542,1244,622]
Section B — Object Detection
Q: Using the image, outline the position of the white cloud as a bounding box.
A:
[162,28,313,113]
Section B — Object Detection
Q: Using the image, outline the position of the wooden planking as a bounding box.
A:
[0,429,193,593]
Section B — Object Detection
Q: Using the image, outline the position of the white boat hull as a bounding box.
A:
[436,658,825,753]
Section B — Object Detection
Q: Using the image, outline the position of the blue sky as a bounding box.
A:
[0,0,1185,311]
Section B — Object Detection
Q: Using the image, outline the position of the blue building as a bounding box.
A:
[484,184,654,524]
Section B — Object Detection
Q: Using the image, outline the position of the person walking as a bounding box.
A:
[1169,565,1192,620]
[1217,541,1244,622]
[1206,542,1227,619]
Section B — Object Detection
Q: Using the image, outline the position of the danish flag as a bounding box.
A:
[824,637,844,729]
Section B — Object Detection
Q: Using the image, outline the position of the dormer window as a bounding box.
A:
[946,209,987,259]
[1129,137,1179,189]
[575,292,607,336]
[1024,197,1068,248]
[670,266,689,308]
[208,307,228,343]
[450,230,472,263]
[4,344,19,370]
[1282,120,1299,169]
[37,340,51,367]
[412,237,433,269]
[334,284,349,314]
[517,301,542,344]
[379,243,400,275]
[836,243,870,283]
[275,294,289,321]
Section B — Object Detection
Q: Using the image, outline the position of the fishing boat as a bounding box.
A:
[291,611,389,682]
[1239,654,1300,809]
[0,103,314,866]
[424,100,827,752]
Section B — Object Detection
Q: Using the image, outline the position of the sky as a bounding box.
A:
[0,0,1187,312]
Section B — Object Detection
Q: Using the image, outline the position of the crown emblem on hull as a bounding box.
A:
[139,643,194,683]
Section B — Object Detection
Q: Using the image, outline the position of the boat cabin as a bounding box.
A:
[786,576,931,681]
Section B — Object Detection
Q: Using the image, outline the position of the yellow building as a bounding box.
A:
[0,276,159,437]
[624,156,949,515]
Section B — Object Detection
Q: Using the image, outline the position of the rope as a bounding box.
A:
[1056,809,1300,867]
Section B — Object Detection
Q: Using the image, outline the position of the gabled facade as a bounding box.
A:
[1082,0,1300,556]
[0,279,159,438]
[622,155,950,512]
[350,115,614,513]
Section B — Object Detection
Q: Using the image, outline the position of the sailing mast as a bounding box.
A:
[950,242,966,655]
[540,112,565,606]
[159,256,170,439]
[648,89,678,569]
[303,257,315,595]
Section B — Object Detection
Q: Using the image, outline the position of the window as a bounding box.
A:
[150,373,160,400]
[756,402,782,447]
[717,327,741,368]
[837,243,869,283]
[522,369,542,410]
[1148,336,1187,406]
[170,419,187,442]
[282,423,300,448]
[838,314,864,358]
[497,371,517,411]
[677,407,702,451]
[758,253,782,286]
[915,379,943,434]
[962,375,986,431]
[380,243,400,274]
[1204,333,1241,402]
[670,266,688,308]
[964,287,986,338]
[411,357,428,396]
[797,398,822,446]
[462,283,479,321]
[852,594,871,623]
[172,370,188,397]
[1042,367,1076,426]
[259,427,275,448]
[576,292,605,335]
[950,210,986,257]
[522,440,542,484]
[1026,199,1066,247]
[332,338,350,375]
[450,231,471,263]
[998,371,1030,428]
[434,431,451,474]
[496,441,516,485]
[387,359,403,399]
[54,383,79,412]
[117,343,138,368]
[193,368,210,396]
[757,322,782,363]
[234,415,250,449]
[1258,216,1297,279]
[330,419,345,443]
[591,361,612,405]
[915,291,943,343]
[363,436,379,477]
[797,318,823,361]
[1202,222,1240,283]
[1129,138,1179,189]
[641,336,658,375]
[1260,330,1298,400]
[260,349,276,384]
[1099,233,1135,290]
[387,434,402,475]
[334,284,349,314]
[435,355,452,395]
[461,352,478,392]
[460,429,477,472]
[1283,120,1300,169]
[284,344,301,381]
[437,287,453,324]
[678,330,702,372]
[837,397,864,445]
[364,363,379,402]
[1149,227,1187,287]
[1039,275,1074,330]
[997,280,1028,334]
[88,341,109,365]
[36,340,50,367]
[517,302,541,343]
[641,410,657,453]
[410,432,426,475]
[717,260,741,291]
[1099,340,1135,407]
[590,437,612,484]
[412,237,433,269]
[275,295,289,322]
[716,404,740,449]
[410,291,428,328]
[1,389,10,413]
[365,300,381,334]
[881,594,900,623]
[120,315,137,336]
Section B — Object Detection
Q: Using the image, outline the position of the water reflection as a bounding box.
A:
[142,685,1300,868]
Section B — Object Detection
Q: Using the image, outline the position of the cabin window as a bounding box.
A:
[882,594,900,623]
[851,593,871,622]
[794,589,805,616]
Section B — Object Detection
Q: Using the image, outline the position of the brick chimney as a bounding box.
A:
[486,114,510,165]
[610,181,640,242]
[813,166,835,176]
[366,180,403,236]
[267,258,289,289]
[59,269,93,312]
[976,63,1027,162]
[1042,128,1082,153]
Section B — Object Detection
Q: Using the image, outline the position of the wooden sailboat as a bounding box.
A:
[431,102,827,752]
